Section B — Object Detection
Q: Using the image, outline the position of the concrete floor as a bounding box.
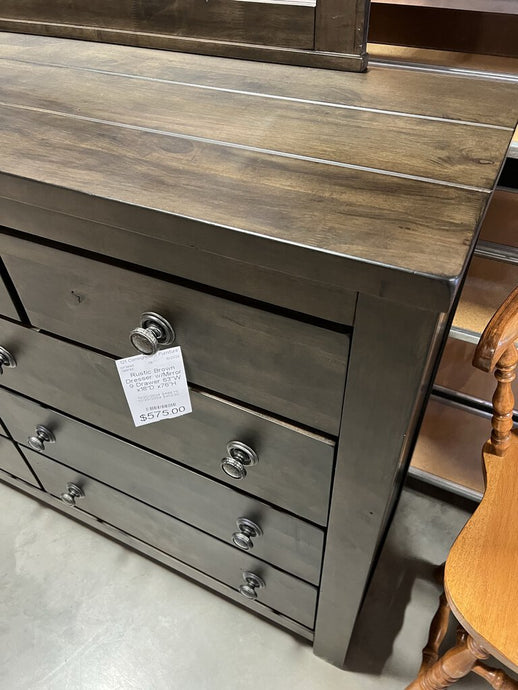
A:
[0,480,508,689]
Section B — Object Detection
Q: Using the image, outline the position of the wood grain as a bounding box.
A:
[315,0,367,53]
[0,0,315,49]
[436,338,518,409]
[0,58,510,189]
[0,235,349,434]
[444,291,518,672]
[0,104,490,282]
[479,190,518,247]
[410,398,487,494]
[453,258,518,337]
[445,434,518,673]
[0,33,516,128]
[370,3,518,58]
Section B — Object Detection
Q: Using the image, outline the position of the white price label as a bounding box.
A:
[115,347,192,427]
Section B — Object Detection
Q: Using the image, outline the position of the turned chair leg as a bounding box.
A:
[472,662,518,689]
[418,591,451,674]
[406,633,489,689]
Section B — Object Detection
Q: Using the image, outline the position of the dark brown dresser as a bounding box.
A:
[0,31,516,668]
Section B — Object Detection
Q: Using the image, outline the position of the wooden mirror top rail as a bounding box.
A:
[0,0,369,71]
[0,32,516,313]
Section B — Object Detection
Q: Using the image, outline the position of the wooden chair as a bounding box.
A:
[406,287,518,690]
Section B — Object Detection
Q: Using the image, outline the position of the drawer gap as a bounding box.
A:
[0,226,353,333]
[33,449,324,586]
[2,385,333,529]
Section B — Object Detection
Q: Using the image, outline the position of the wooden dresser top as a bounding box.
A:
[0,32,516,312]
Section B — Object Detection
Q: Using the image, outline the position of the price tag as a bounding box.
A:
[115,347,192,427]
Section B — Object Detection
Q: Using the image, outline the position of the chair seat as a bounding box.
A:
[445,429,518,673]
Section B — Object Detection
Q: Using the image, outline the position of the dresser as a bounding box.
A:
[0,31,516,668]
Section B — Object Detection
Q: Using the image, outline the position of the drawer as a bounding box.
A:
[0,236,349,434]
[0,387,324,584]
[24,448,318,629]
[0,271,18,320]
[411,397,489,496]
[479,189,517,248]
[436,338,518,407]
[0,320,334,524]
[0,435,39,486]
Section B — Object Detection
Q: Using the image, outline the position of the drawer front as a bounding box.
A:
[0,274,18,320]
[25,448,318,629]
[1,236,349,434]
[0,387,324,584]
[0,435,39,486]
[436,338,518,407]
[0,320,334,524]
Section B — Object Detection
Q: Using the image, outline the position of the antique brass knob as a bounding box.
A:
[129,312,175,355]
[60,483,84,507]
[239,572,265,600]
[221,441,258,480]
[232,518,262,551]
[27,425,56,453]
[0,346,16,375]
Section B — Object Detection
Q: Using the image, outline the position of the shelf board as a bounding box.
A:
[451,256,518,341]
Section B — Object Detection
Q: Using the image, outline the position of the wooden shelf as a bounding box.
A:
[435,339,518,408]
[476,189,518,259]
[451,257,518,343]
[368,43,518,77]
[372,1,518,15]
[410,397,488,497]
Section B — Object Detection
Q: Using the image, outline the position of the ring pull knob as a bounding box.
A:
[60,483,84,507]
[129,311,175,355]
[27,425,56,453]
[221,441,258,480]
[232,517,262,551]
[0,346,16,375]
[239,571,265,600]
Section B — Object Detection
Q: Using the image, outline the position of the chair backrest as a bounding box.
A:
[444,287,518,672]
[473,286,518,456]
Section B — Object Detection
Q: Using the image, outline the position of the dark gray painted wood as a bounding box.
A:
[0,386,324,584]
[1,236,349,434]
[313,294,442,666]
[0,271,18,320]
[0,319,335,524]
[0,470,314,640]
[0,434,39,486]
[24,448,318,629]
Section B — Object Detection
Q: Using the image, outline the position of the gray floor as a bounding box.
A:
[0,481,502,689]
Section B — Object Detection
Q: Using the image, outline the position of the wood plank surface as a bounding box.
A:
[0,33,516,128]
[0,32,516,302]
[0,59,510,189]
[0,105,489,281]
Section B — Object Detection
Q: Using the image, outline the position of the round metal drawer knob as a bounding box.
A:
[0,346,16,375]
[129,312,175,356]
[60,483,84,507]
[239,572,265,600]
[221,441,258,481]
[27,425,55,453]
[232,517,262,551]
